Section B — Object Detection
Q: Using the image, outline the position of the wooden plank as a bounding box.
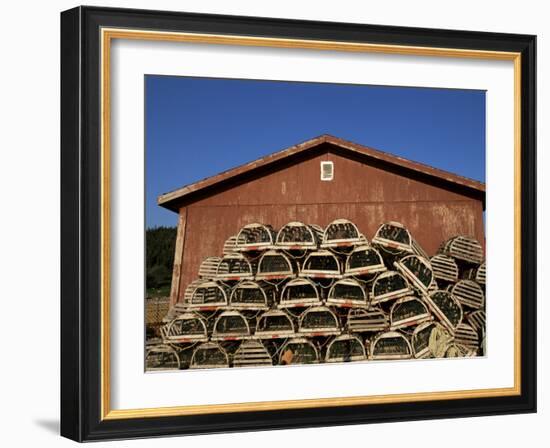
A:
[170,207,187,306]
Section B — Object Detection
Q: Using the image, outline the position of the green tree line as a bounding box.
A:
[146,226,176,295]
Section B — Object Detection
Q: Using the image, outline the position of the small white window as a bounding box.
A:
[320,161,334,181]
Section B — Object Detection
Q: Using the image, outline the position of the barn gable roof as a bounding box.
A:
[158,134,485,212]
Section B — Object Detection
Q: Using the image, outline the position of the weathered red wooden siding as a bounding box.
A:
[175,151,484,304]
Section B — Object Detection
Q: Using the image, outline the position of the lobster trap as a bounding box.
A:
[371,271,411,305]
[326,278,369,308]
[298,306,340,336]
[279,278,322,308]
[161,313,208,344]
[344,245,386,278]
[223,234,238,255]
[211,311,251,341]
[255,250,294,281]
[190,342,229,369]
[451,279,485,310]
[320,219,365,249]
[187,280,229,310]
[465,310,486,333]
[180,280,202,307]
[278,338,320,365]
[235,223,276,252]
[347,307,389,332]
[325,334,367,363]
[145,345,181,371]
[229,281,271,310]
[198,256,222,280]
[255,309,295,339]
[394,255,434,294]
[299,250,342,278]
[424,290,463,333]
[430,254,459,283]
[411,321,450,359]
[439,235,484,265]
[453,323,480,351]
[275,221,323,251]
[372,221,428,258]
[232,340,273,367]
[369,331,412,360]
[463,261,486,287]
[216,253,255,281]
[390,296,432,330]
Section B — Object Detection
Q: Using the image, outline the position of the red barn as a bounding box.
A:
[158,135,485,305]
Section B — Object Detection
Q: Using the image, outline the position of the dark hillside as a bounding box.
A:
[146,226,176,295]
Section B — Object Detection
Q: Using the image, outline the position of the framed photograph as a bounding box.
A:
[60,6,536,441]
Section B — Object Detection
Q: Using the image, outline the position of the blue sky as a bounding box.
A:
[146,76,485,228]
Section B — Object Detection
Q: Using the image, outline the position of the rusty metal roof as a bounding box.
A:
[158,134,485,211]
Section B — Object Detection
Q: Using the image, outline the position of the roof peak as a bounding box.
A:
[158,134,485,211]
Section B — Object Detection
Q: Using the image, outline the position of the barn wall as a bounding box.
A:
[175,152,484,303]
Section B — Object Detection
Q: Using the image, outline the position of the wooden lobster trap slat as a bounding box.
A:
[477,261,486,285]
[216,253,255,281]
[275,221,323,250]
[198,257,222,280]
[161,313,208,344]
[235,223,276,252]
[278,338,320,365]
[430,254,459,283]
[389,296,432,330]
[439,235,484,265]
[371,271,411,305]
[463,262,486,286]
[320,219,366,249]
[223,235,238,255]
[411,321,451,359]
[424,290,463,333]
[369,331,412,360]
[298,306,340,336]
[211,310,251,341]
[187,280,229,310]
[190,342,229,369]
[451,279,485,310]
[229,281,271,310]
[232,340,273,367]
[255,309,295,339]
[325,334,367,363]
[465,310,486,333]
[279,278,322,308]
[299,250,343,279]
[145,344,181,371]
[347,307,389,332]
[326,278,369,308]
[255,250,295,281]
[454,323,480,351]
[181,279,203,307]
[344,245,386,278]
[394,255,434,295]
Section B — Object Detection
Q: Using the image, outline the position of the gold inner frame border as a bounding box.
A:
[99,27,522,420]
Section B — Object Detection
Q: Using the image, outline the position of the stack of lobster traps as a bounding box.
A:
[147,220,486,371]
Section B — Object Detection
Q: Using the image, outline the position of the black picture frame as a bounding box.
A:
[61,5,536,442]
